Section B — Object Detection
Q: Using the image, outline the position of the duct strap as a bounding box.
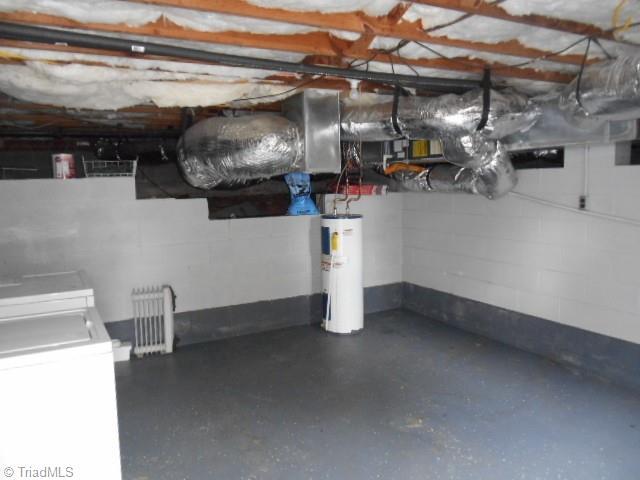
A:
[476,67,492,131]
[575,37,592,111]
[425,165,434,191]
[392,85,408,137]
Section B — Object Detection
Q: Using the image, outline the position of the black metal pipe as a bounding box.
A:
[0,129,182,138]
[0,22,480,93]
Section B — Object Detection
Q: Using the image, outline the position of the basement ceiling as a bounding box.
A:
[0,0,638,135]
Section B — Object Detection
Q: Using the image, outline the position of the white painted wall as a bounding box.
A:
[0,178,402,322]
[11,141,637,345]
[403,143,640,344]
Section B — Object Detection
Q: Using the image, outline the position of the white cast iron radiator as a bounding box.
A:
[131,286,174,357]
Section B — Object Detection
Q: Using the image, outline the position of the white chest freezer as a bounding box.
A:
[0,272,122,480]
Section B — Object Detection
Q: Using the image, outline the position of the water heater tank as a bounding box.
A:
[320,214,363,334]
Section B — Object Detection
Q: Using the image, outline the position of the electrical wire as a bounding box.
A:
[397,33,603,80]
[428,0,509,33]
[504,36,589,69]
[345,141,364,213]
[382,0,506,57]
[228,51,383,106]
[348,52,379,69]
[332,158,351,214]
[9,122,58,131]
[396,51,421,77]
[227,50,389,106]
[510,191,640,227]
[412,40,481,69]
[423,12,475,33]
[575,37,592,109]
[612,20,640,30]
[374,0,636,84]
[592,38,614,59]
[229,76,325,104]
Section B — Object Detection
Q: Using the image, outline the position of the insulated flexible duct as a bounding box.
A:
[391,141,517,199]
[342,89,538,199]
[342,89,538,143]
[178,89,535,195]
[177,115,302,189]
[558,53,640,126]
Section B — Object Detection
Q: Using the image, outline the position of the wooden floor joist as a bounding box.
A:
[72,1,591,66]
[0,11,577,84]
[411,0,622,42]
[0,12,349,57]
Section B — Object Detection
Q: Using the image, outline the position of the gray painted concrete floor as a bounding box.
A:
[115,309,640,480]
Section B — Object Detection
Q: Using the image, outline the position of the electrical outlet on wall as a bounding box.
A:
[579,195,587,210]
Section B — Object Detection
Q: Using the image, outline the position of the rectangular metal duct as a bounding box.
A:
[503,103,638,151]
[282,89,342,174]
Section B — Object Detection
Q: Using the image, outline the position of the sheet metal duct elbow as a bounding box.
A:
[177,114,303,189]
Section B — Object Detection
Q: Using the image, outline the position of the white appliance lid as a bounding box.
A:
[0,313,91,356]
[0,271,93,307]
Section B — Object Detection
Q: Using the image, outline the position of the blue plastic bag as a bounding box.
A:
[284,172,319,216]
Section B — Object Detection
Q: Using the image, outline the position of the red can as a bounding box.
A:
[52,153,76,179]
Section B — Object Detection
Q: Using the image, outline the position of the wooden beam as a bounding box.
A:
[411,0,621,42]
[347,26,378,57]
[0,12,577,84]
[0,39,229,66]
[0,11,349,57]
[134,0,365,32]
[346,3,411,57]
[107,0,590,65]
[3,35,572,85]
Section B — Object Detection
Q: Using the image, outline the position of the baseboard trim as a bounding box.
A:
[106,280,640,390]
[106,282,403,347]
[402,282,640,391]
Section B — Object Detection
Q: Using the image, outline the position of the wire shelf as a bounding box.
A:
[82,157,138,177]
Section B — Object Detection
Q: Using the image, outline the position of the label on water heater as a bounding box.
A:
[321,256,347,271]
[331,232,340,252]
[321,227,330,255]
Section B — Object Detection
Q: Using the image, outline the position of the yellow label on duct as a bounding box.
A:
[411,140,429,158]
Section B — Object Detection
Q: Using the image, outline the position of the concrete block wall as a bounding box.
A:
[0,178,402,323]
[403,143,640,344]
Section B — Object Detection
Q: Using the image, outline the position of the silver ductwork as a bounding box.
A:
[342,89,538,143]
[343,89,537,199]
[177,114,302,189]
[282,90,342,174]
[558,54,640,126]
[177,88,533,198]
[177,90,341,189]
[177,55,639,196]
[503,100,638,150]
[393,141,516,199]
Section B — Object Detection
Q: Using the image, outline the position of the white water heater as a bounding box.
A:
[321,214,363,334]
